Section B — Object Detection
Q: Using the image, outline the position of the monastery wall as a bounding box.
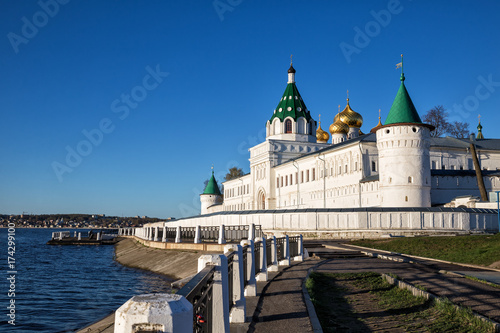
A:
[149,208,498,239]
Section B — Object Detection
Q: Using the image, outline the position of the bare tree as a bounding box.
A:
[225,166,244,181]
[448,121,470,139]
[423,105,451,137]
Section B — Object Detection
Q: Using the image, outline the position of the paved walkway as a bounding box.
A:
[233,242,500,332]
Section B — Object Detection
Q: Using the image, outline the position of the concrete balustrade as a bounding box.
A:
[240,239,257,297]
[114,232,303,333]
[194,225,201,244]
[218,224,226,244]
[175,225,182,243]
[224,244,246,323]
[114,293,193,333]
[197,254,230,333]
[255,237,268,281]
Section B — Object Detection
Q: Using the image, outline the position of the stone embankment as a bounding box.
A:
[78,237,221,333]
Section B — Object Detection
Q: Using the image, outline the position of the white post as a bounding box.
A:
[175,226,182,243]
[162,226,167,242]
[240,240,257,297]
[52,232,55,240]
[96,232,101,241]
[218,224,226,244]
[268,236,278,272]
[293,235,304,261]
[279,235,290,266]
[224,244,246,323]
[255,237,268,281]
[154,227,159,242]
[78,232,81,241]
[248,223,255,241]
[197,255,230,333]
[114,293,193,333]
[194,225,201,244]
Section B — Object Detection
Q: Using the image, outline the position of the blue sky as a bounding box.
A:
[1,0,500,218]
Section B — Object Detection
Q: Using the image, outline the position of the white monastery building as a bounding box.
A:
[201,62,500,215]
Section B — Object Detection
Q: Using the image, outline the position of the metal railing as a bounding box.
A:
[177,265,215,333]
[289,236,300,257]
[254,241,261,274]
[276,237,286,261]
[242,245,249,288]
[226,251,235,313]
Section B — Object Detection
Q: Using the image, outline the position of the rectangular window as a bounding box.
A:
[290,174,293,185]
[247,184,249,193]
[295,172,298,184]
[281,176,283,187]
[339,166,342,175]
[277,177,280,188]
[372,161,376,172]
[306,170,310,182]
[285,175,288,186]
[312,168,315,181]
[301,171,304,183]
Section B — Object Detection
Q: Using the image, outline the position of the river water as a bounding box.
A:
[0,228,172,333]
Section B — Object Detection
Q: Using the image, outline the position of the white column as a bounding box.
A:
[175,226,182,243]
[248,223,255,241]
[255,237,268,281]
[194,225,201,244]
[279,235,290,266]
[162,226,167,242]
[218,224,226,244]
[78,232,81,241]
[96,232,101,241]
[240,240,256,297]
[268,236,279,272]
[224,244,246,323]
[197,254,230,333]
[154,227,160,242]
[114,293,192,333]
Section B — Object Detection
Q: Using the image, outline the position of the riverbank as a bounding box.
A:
[77,237,222,333]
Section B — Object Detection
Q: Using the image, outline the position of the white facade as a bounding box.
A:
[204,66,500,215]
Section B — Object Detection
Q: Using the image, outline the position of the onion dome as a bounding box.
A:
[338,98,363,128]
[316,115,330,142]
[329,111,349,135]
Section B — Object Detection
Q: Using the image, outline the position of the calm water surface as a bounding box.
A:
[0,228,172,333]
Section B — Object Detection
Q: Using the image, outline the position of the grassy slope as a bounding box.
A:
[351,233,500,266]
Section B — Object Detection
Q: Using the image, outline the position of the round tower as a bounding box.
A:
[200,168,222,215]
[371,64,434,208]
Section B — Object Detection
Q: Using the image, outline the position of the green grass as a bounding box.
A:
[351,233,500,266]
[306,272,496,333]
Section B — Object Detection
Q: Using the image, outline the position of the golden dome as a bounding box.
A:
[338,99,363,128]
[329,115,349,135]
[316,121,330,142]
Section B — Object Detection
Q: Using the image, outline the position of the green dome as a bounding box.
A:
[202,171,221,195]
[384,74,423,125]
[269,66,312,124]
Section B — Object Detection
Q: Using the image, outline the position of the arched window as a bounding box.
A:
[285,119,292,133]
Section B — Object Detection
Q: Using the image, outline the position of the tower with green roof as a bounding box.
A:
[265,61,317,143]
[200,168,222,215]
[372,56,434,208]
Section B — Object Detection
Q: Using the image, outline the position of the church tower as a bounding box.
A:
[266,60,317,142]
[200,168,222,215]
[372,58,434,207]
